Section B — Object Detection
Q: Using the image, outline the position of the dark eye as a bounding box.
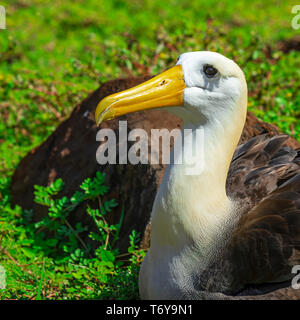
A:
[203,65,218,78]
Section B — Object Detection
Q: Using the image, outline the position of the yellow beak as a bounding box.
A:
[95,65,186,125]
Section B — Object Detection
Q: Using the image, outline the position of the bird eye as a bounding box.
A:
[203,65,218,78]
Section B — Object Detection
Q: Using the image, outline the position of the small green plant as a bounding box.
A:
[32,172,120,258]
[0,173,146,299]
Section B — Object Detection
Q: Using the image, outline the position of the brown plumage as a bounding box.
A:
[197,134,300,298]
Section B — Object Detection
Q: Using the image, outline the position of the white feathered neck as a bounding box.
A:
[150,89,247,258]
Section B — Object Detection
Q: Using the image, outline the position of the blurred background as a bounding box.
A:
[0,0,299,300]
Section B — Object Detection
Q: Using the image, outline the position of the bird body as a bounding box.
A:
[95,51,300,299]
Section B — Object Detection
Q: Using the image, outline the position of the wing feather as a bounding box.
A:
[218,136,300,295]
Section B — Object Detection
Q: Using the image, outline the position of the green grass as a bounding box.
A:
[0,0,299,299]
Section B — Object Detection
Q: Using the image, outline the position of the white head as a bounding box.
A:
[169,51,248,127]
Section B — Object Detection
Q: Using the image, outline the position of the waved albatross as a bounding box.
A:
[95,51,300,300]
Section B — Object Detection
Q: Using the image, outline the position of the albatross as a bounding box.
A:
[95,51,300,299]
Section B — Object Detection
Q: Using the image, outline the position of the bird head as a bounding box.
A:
[95,51,247,126]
